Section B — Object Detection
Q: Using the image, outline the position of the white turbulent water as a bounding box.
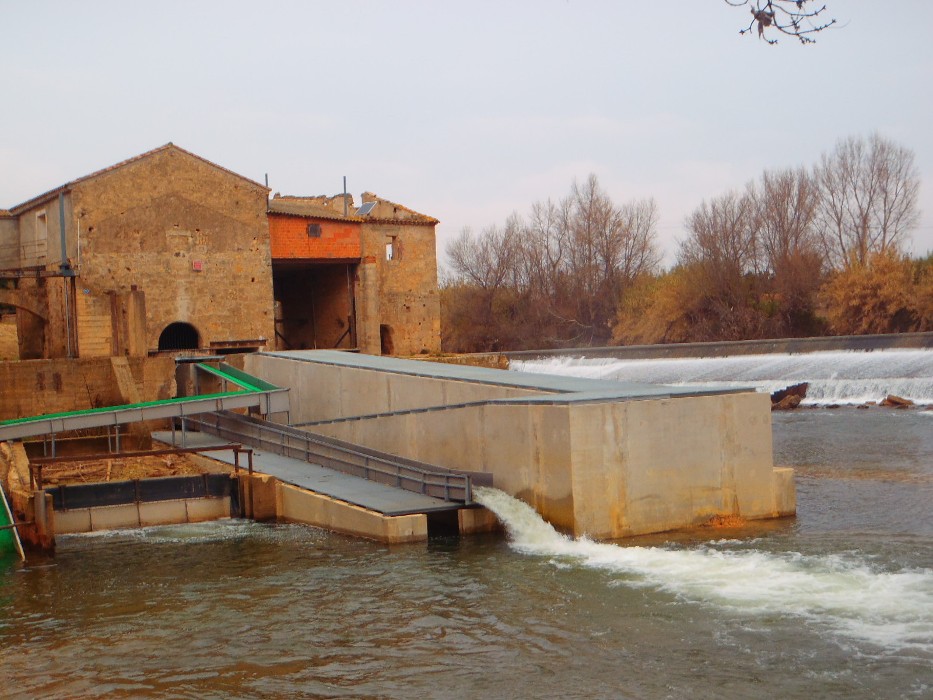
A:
[513,349,933,406]
[473,487,933,655]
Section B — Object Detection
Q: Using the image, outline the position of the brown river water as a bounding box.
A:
[1,352,931,699]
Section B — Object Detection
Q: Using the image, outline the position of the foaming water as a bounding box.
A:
[513,349,933,405]
[474,487,933,655]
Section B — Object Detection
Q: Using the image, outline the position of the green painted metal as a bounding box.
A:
[0,363,275,430]
[0,390,246,428]
[0,484,24,560]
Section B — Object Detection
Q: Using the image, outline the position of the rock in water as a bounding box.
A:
[880,394,914,408]
[772,394,802,411]
[771,383,808,410]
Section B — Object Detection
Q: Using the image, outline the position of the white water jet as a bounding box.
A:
[513,349,933,406]
[474,487,933,654]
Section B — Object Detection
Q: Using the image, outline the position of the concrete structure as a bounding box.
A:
[245,350,796,539]
[52,495,231,535]
[0,145,442,360]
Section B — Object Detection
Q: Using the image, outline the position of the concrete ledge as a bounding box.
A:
[504,331,933,361]
[277,482,428,544]
[53,497,231,534]
[771,467,796,517]
[458,507,499,534]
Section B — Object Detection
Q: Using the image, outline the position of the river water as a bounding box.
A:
[1,350,931,698]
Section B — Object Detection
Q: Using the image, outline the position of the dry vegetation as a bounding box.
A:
[37,454,230,487]
[442,134,931,352]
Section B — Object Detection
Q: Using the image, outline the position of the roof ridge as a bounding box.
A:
[8,143,268,214]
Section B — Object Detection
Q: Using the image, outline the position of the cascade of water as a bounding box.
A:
[513,349,933,405]
[474,486,933,654]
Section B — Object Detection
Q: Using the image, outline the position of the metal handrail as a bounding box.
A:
[185,412,477,503]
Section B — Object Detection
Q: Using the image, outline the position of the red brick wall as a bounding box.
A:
[269,215,361,260]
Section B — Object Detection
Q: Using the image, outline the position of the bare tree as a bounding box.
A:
[814,134,920,269]
[447,223,519,292]
[443,175,660,349]
[724,0,837,44]
[679,191,764,339]
[747,168,825,332]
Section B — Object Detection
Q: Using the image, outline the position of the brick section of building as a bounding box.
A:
[268,214,361,260]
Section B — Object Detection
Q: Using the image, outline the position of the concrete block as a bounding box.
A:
[185,497,230,522]
[90,504,141,531]
[53,508,92,534]
[458,507,499,534]
[139,500,188,527]
[277,482,427,543]
[771,468,796,517]
[246,473,278,520]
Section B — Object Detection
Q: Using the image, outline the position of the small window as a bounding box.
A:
[307,223,321,238]
[386,236,399,261]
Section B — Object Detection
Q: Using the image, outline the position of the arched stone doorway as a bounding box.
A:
[158,322,200,351]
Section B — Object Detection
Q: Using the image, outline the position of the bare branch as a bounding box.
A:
[724,0,837,44]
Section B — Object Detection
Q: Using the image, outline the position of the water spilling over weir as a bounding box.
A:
[513,348,933,406]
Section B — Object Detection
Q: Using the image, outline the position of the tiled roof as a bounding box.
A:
[0,209,11,218]
[7,143,268,214]
[358,193,438,225]
[267,198,363,223]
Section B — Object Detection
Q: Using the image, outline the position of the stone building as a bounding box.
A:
[268,192,441,356]
[0,144,441,360]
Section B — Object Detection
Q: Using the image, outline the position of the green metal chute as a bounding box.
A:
[0,483,25,561]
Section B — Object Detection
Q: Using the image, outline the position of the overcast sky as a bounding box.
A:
[2,1,932,268]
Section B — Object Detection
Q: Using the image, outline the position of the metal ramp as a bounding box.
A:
[164,411,492,514]
[0,363,289,447]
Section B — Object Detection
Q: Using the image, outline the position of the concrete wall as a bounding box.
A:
[245,353,542,424]
[276,481,428,544]
[245,353,795,539]
[53,497,231,534]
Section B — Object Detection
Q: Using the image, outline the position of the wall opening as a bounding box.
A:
[380,324,394,355]
[158,322,200,351]
[426,510,460,537]
[272,262,357,351]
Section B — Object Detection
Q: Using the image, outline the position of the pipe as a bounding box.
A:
[59,191,74,358]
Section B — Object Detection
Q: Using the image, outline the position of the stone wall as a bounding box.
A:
[0,356,175,421]
[71,147,274,352]
[0,315,17,360]
[361,221,440,355]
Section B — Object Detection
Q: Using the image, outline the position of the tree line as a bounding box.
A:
[441,134,932,352]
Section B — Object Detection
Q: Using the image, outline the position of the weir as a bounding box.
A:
[245,350,796,539]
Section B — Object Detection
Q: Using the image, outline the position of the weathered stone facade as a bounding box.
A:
[268,193,441,356]
[1,145,275,358]
[1,145,441,360]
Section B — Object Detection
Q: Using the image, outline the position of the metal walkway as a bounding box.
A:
[0,363,289,445]
[152,427,480,517]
